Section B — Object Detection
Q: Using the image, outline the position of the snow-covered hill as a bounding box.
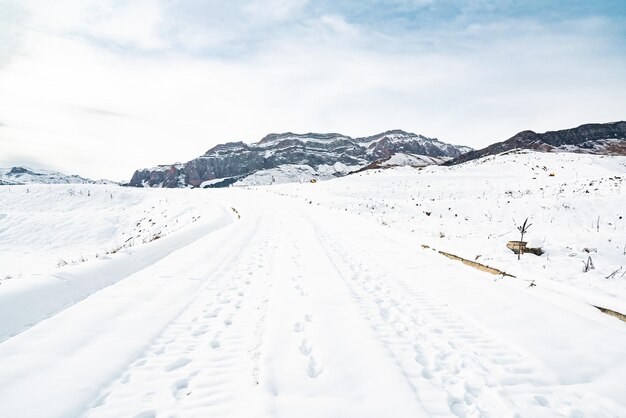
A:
[274,150,626,315]
[447,121,626,165]
[0,166,114,185]
[355,152,449,172]
[233,162,354,187]
[129,130,471,188]
[0,184,219,282]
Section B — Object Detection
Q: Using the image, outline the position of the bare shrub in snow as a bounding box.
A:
[605,267,623,279]
[516,217,532,260]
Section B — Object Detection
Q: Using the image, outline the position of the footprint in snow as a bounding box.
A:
[172,377,191,400]
[204,309,220,319]
[447,397,467,417]
[299,339,312,356]
[306,356,324,378]
[293,322,304,333]
[164,357,192,372]
[132,411,156,418]
[192,325,208,337]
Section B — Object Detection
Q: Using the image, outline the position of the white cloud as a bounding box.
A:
[21,0,166,49]
[317,15,361,37]
[243,0,309,21]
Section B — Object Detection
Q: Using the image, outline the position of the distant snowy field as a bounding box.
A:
[1,151,625,418]
[272,150,626,314]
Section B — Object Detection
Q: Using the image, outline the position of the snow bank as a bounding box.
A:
[0,184,233,341]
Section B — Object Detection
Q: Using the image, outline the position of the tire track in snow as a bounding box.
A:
[308,209,626,418]
[260,206,430,418]
[83,214,277,418]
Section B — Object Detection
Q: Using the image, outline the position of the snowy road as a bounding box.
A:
[1,189,625,418]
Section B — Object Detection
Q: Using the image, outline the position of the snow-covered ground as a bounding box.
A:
[234,163,356,186]
[0,185,231,342]
[271,151,626,316]
[379,152,449,167]
[0,185,217,279]
[1,151,625,418]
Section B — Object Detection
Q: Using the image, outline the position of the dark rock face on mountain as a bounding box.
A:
[129,131,471,188]
[445,121,626,166]
[356,130,472,161]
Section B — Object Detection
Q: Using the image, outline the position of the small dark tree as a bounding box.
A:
[516,217,532,260]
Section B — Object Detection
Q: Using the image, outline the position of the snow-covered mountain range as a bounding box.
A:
[129,130,472,188]
[446,121,626,165]
[0,167,113,185]
[7,122,624,188]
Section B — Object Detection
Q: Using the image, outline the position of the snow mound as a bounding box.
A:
[380,153,448,167]
[235,163,358,186]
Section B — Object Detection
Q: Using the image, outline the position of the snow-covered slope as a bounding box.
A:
[447,121,626,165]
[1,152,626,418]
[0,184,219,281]
[379,153,447,167]
[274,150,626,315]
[0,182,233,354]
[0,166,113,185]
[234,162,355,186]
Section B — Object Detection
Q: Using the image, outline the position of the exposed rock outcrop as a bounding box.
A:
[129,130,471,188]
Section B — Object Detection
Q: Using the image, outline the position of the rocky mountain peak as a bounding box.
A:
[257,132,351,146]
[129,130,471,188]
[204,141,248,156]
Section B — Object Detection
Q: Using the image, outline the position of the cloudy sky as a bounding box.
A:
[0,0,625,180]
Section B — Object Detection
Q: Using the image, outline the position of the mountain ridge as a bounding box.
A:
[445,121,626,166]
[129,130,471,188]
